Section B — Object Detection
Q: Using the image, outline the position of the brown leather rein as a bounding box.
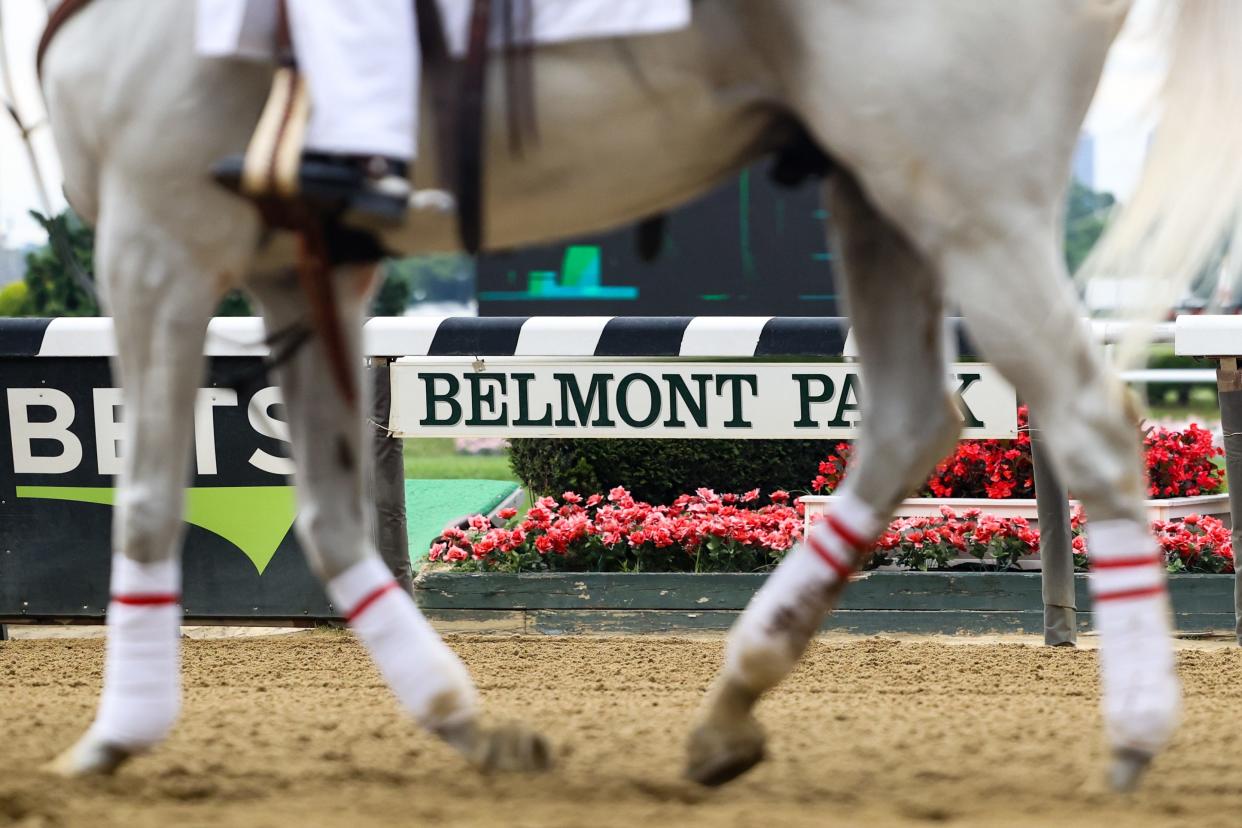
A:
[36,0,92,80]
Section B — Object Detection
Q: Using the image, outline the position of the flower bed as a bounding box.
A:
[811,408,1225,500]
[865,505,1233,574]
[801,492,1231,530]
[430,489,1233,575]
[431,487,802,573]
[429,414,1232,576]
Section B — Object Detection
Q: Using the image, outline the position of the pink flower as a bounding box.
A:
[497,507,518,520]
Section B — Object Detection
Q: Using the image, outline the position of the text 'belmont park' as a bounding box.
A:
[388,360,1019,440]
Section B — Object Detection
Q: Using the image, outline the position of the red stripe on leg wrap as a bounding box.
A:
[1093,585,1166,603]
[346,580,400,623]
[825,513,868,552]
[112,593,180,606]
[807,533,853,580]
[1090,555,1162,570]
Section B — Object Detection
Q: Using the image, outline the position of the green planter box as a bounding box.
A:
[413,571,1235,635]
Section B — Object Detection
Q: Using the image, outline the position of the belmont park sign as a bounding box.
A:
[389,358,1018,439]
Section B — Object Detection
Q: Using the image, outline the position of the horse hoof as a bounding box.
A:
[438,720,553,774]
[1109,747,1153,793]
[45,736,135,777]
[684,717,766,787]
[478,723,554,773]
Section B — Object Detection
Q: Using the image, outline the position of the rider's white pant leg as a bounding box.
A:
[286,0,419,161]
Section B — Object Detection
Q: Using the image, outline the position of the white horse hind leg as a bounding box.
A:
[686,173,961,786]
[246,266,550,773]
[939,226,1179,790]
[48,188,232,776]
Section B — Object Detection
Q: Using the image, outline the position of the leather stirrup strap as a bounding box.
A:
[415,0,461,196]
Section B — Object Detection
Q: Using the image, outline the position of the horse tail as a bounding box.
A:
[1082,0,1242,360]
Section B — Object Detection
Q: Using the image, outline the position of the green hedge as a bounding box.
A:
[1146,346,1216,406]
[508,438,836,504]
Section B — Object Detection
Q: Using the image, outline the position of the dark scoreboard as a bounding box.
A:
[477,161,838,317]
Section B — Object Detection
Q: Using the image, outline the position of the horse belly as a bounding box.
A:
[398,27,777,254]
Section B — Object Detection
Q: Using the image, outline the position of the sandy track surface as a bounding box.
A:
[2,632,1240,828]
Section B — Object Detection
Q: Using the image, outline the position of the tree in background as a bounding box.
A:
[0,281,30,315]
[371,259,414,316]
[385,254,474,306]
[22,211,98,316]
[1064,179,1116,274]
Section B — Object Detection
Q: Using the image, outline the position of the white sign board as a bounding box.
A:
[389,358,1018,439]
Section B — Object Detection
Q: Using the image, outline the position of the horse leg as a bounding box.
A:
[763,0,1166,788]
[685,172,961,786]
[48,182,236,776]
[925,223,1179,790]
[245,266,550,773]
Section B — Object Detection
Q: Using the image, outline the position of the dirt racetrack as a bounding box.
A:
[3,631,1242,828]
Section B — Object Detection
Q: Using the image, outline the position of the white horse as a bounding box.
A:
[37,0,1239,792]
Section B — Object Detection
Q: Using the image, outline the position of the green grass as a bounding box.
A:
[1145,386,1221,422]
[402,438,518,481]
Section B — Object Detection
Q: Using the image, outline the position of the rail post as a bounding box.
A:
[369,358,414,595]
[1029,413,1077,646]
[1214,356,1242,645]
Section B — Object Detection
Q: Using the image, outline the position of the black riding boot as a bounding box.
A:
[210,152,411,225]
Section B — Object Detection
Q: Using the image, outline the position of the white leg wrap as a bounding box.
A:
[329,557,477,728]
[1088,519,1181,754]
[725,492,880,690]
[90,556,182,749]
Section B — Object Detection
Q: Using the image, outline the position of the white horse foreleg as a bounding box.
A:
[685,174,960,786]
[49,191,231,776]
[247,266,549,773]
[939,224,1179,790]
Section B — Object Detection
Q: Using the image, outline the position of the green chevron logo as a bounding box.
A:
[15,485,297,575]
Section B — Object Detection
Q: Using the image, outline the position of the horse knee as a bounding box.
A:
[850,392,961,506]
[1049,403,1146,521]
[113,489,185,564]
[294,504,368,583]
